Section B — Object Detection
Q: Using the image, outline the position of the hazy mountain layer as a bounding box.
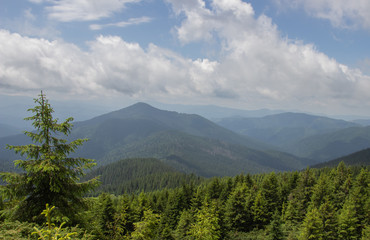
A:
[0,102,306,176]
[312,148,370,168]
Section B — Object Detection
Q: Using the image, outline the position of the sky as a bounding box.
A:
[1,0,370,119]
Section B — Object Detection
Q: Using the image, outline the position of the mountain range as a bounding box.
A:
[216,113,370,161]
[1,102,369,177]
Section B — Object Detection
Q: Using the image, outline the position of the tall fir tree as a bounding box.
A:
[225,183,252,232]
[188,200,221,240]
[0,92,99,223]
[299,206,324,240]
[338,196,361,239]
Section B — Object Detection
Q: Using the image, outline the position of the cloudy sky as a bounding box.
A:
[1,0,370,118]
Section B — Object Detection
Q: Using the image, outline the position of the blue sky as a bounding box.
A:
[0,0,370,119]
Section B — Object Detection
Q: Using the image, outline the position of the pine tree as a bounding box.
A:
[0,92,99,223]
[253,190,269,228]
[267,210,284,240]
[131,209,160,240]
[338,196,360,240]
[224,183,251,232]
[98,193,116,238]
[351,168,370,232]
[318,197,338,240]
[283,168,315,223]
[299,206,323,240]
[188,200,221,240]
[173,209,195,240]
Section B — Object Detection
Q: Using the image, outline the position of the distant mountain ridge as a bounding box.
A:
[312,148,370,168]
[0,102,307,176]
[217,112,358,147]
[291,126,370,161]
[217,112,365,161]
[73,102,270,150]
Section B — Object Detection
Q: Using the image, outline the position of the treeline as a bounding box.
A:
[1,162,369,239]
[85,162,369,239]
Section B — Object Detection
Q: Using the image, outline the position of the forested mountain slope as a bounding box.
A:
[84,158,204,195]
[290,126,370,161]
[0,103,307,176]
[217,112,358,149]
[312,148,370,168]
[73,102,269,150]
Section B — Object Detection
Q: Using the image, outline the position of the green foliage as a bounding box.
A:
[313,147,370,168]
[173,209,195,239]
[0,220,37,239]
[299,206,324,240]
[225,183,252,232]
[338,196,361,239]
[266,211,284,240]
[0,92,99,223]
[130,209,160,240]
[32,204,77,240]
[85,158,203,195]
[188,200,221,240]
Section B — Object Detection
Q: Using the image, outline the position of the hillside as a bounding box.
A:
[312,148,370,168]
[290,126,370,161]
[84,158,204,195]
[73,102,269,150]
[0,103,307,176]
[94,130,309,177]
[217,112,358,150]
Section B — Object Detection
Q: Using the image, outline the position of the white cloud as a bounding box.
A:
[166,0,370,112]
[0,30,220,100]
[46,0,141,22]
[89,17,152,30]
[274,0,370,30]
[0,30,100,96]
[1,0,370,115]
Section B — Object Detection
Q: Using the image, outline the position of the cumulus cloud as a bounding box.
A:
[46,0,141,22]
[167,0,370,111]
[1,0,370,115]
[0,30,221,100]
[274,0,370,30]
[89,17,152,30]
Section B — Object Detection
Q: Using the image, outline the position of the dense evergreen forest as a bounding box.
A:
[1,163,369,239]
[84,158,204,195]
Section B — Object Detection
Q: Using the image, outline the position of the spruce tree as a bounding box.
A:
[225,183,251,232]
[0,92,99,223]
[338,196,360,239]
[188,200,221,240]
[299,206,323,240]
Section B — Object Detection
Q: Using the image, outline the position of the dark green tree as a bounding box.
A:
[267,210,284,240]
[351,168,370,233]
[225,183,252,232]
[283,168,315,223]
[131,209,160,240]
[188,200,221,240]
[98,193,116,239]
[338,196,361,239]
[299,206,323,240]
[173,209,195,240]
[317,197,338,240]
[0,92,99,223]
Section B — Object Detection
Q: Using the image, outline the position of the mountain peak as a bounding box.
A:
[127,102,157,111]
